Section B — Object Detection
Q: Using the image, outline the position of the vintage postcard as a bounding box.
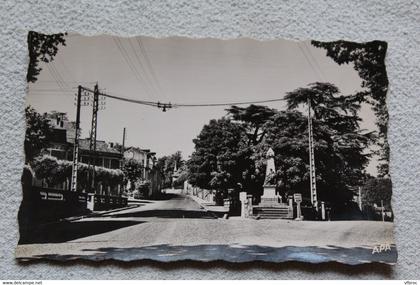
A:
[16,32,396,264]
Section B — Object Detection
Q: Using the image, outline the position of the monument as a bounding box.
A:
[259,148,281,206]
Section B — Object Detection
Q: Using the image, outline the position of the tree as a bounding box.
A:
[31,154,124,191]
[122,159,143,191]
[226,104,276,145]
[188,83,374,206]
[311,40,389,176]
[188,118,252,195]
[27,31,67,83]
[173,164,189,188]
[361,177,392,209]
[276,82,374,203]
[25,106,52,162]
[156,151,184,188]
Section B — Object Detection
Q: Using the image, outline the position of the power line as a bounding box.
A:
[298,42,324,82]
[303,42,327,81]
[136,38,168,101]
[50,62,68,89]
[46,64,68,92]
[32,85,286,111]
[35,80,97,84]
[113,38,154,100]
[174,98,286,107]
[80,86,158,107]
[29,89,74,93]
[79,86,285,110]
[128,39,161,100]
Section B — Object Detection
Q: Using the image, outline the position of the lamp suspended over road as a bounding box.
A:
[78,85,285,112]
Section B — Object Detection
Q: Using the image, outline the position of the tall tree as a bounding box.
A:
[188,118,252,194]
[279,82,374,203]
[226,104,276,146]
[311,40,389,177]
[156,151,184,188]
[361,177,392,209]
[24,106,52,162]
[27,31,67,83]
[122,159,143,191]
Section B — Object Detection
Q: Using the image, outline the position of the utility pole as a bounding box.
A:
[89,83,100,193]
[121,127,126,170]
[70,85,82,192]
[308,98,318,209]
[122,127,126,155]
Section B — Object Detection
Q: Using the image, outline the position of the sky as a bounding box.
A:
[26,34,379,176]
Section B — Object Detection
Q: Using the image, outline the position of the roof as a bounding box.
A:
[125,147,155,155]
[78,139,121,154]
[46,116,121,157]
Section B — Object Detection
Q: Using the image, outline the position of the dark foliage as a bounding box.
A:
[311,40,389,177]
[25,106,53,162]
[188,83,374,206]
[27,31,67,83]
[156,151,184,188]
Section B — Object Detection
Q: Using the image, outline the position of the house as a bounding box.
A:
[123,147,162,197]
[35,113,124,196]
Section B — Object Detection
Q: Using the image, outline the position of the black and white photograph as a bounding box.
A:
[16,32,396,264]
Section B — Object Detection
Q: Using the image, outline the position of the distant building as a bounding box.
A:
[123,147,155,180]
[123,147,162,197]
[34,113,124,196]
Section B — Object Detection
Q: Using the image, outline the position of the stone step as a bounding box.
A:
[254,206,293,219]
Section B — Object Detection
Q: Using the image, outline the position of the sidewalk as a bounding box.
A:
[187,194,228,214]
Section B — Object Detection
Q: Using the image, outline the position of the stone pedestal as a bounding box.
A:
[259,185,281,207]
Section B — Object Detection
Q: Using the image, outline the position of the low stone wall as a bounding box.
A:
[19,186,90,228]
[87,193,128,211]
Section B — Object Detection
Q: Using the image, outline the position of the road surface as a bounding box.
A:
[16,193,397,264]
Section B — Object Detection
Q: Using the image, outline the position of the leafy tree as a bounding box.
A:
[135,180,151,197]
[272,82,374,203]
[188,118,253,197]
[173,164,189,188]
[226,105,276,145]
[122,158,143,191]
[156,151,184,188]
[25,106,52,162]
[361,177,392,209]
[27,31,67,83]
[31,155,124,191]
[188,83,374,207]
[311,40,389,176]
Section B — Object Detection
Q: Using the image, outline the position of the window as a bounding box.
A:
[50,149,66,160]
[111,159,120,169]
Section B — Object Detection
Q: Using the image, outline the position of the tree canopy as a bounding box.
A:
[156,151,184,188]
[188,82,375,206]
[188,118,253,192]
[32,154,124,191]
[311,40,389,177]
[25,106,53,162]
[27,31,67,83]
[122,159,144,191]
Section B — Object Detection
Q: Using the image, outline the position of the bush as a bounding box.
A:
[135,180,151,197]
[31,155,124,190]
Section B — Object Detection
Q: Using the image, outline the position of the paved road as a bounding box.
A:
[106,193,217,220]
[16,193,397,264]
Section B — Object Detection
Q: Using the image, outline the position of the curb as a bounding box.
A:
[63,204,139,222]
